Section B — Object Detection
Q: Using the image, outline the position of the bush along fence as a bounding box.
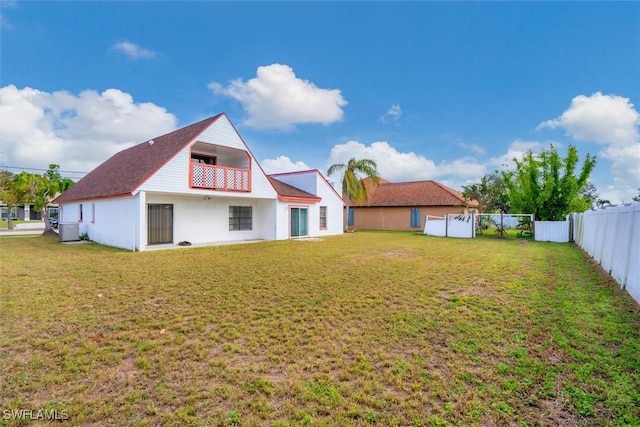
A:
[572,202,640,305]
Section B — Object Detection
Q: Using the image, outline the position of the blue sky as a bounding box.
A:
[1,1,639,203]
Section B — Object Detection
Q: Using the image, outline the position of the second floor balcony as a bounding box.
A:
[189,142,251,192]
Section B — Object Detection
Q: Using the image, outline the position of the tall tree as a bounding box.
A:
[580,181,611,209]
[580,181,599,210]
[502,145,596,220]
[0,170,29,231]
[462,171,510,213]
[36,164,74,235]
[327,158,379,231]
[14,165,74,235]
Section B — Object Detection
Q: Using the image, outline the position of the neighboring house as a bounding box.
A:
[54,114,344,251]
[348,178,478,231]
[1,204,58,221]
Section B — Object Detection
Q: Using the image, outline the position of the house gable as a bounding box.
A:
[269,169,344,205]
[138,115,277,199]
[54,115,222,204]
[55,113,280,204]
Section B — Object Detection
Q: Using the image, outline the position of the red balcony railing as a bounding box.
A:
[190,163,251,192]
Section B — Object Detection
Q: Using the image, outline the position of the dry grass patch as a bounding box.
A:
[1,232,639,426]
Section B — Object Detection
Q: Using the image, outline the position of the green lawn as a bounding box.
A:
[1,232,639,426]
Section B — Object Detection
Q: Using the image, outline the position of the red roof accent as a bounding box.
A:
[351,179,477,207]
[54,115,222,204]
[267,176,321,203]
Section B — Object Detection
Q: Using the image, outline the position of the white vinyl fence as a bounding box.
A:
[572,203,640,304]
[534,219,570,243]
[424,214,475,238]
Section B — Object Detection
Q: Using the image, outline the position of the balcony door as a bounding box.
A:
[148,204,173,245]
[290,207,308,238]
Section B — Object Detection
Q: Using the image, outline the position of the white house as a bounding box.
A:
[54,113,344,251]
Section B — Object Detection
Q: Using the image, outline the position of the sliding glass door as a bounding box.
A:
[148,204,173,245]
[290,207,308,238]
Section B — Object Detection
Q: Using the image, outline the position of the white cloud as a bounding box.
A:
[488,139,546,170]
[0,0,17,29]
[326,140,485,183]
[111,41,158,59]
[209,63,347,131]
[458,141,486,156]
[538,92,640,202]
[261,156,310,175]
[538,92,640,146]
[0,85,177,173]
[380,104,402,125]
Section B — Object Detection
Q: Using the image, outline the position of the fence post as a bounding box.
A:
[472,213,476,238]
[445,214,449,237]
[531,214,535,239]
[569,214,574,242]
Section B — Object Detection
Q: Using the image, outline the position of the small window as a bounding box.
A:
[410,208,421,228]
[79,204,83,222]
[91,203,95,223]
[191,154,216,165]
[229,206,252,231]
[1,207,17,220]
[319,206,327,229]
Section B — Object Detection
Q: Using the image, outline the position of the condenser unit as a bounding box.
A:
[59,222,80,242]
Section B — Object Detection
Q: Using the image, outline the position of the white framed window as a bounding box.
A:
[229,206,252,231]
[319,206,327,229]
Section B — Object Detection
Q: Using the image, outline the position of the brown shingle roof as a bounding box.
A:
[54,115,222,203]
[267,176,321,202]
[351,179,476,207]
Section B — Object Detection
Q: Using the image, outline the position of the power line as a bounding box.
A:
[0,165,88,175]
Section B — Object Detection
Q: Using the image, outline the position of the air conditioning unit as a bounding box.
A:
[59,222,80,242]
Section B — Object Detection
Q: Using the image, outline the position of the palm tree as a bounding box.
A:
[327,158,379,231]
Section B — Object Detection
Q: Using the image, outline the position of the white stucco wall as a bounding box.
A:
[145,193,277,246]
[60,195,142,251]
[272,171,344,238]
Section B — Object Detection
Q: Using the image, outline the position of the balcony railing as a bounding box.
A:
[190,163,251,192]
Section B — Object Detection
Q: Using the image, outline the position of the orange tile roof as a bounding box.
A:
[55,115,222,204]
[351,178,476,207]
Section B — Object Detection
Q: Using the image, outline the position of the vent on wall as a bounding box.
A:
[59,223,80,242]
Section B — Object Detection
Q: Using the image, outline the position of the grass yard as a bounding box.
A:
[1,232,639,426]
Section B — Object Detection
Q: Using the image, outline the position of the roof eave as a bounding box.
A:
[278,195,321,203]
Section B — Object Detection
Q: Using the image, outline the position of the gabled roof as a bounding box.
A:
[267,176,321,203]
[55,115,222,204]
[351,178,477,207]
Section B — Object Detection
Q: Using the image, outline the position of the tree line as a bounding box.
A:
[462,144,640,221]
[0,164,74,233]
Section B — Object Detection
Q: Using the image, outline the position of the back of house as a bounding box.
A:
[55,114,344,250]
